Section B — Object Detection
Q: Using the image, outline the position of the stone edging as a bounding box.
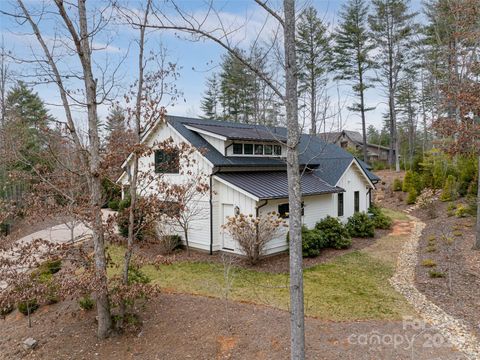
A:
[389,215,480,360]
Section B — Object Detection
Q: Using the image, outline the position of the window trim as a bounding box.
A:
[354,191,360,213]
[243,143,254,155]
[232,143,243,155]
[278,202,304,219]
[154,149,180,174]
[274,145,282,156]
[338,193,344,217]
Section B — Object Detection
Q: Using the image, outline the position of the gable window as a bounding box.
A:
[233,143,243,155]
[278,202,304,219]
[338,193,344,217]
[264,144,272,155]
[244,143,253,155]
[154,149,179,174]
[354,191,360,213]
[274,145,282,156]
[254,144,264,155]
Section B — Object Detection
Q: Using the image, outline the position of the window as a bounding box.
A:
[264,144,273,155]
[154,149,179,173]
[244,143,253,155]
[254,144,264,155]
[354,191,360,213]
[338,193,344,217]
[278,202,304,219]
[274,145,282,156]
[233,143,243,155]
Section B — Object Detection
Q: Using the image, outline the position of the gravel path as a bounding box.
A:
[390,216,480,360]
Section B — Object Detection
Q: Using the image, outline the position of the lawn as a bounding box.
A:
[108,210,413,321]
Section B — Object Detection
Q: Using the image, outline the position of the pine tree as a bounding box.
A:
[369,0,418,171]
[296,6,332,135]
[333,0,376,163]
[200,74,220,119]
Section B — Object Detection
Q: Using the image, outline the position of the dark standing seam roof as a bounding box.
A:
[186,123,287,142]
[166,115,380,185]
[216,171,344,200]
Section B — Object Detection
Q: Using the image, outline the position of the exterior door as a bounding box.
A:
[222,204,236,250]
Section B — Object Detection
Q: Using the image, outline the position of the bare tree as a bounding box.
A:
[121,1,306,356]
[10,0,119,338]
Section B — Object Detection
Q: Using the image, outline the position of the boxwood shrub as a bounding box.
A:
[287,225,327,258]
[346,212,375,238]
[368,205,393,230]
[314,216,351,249]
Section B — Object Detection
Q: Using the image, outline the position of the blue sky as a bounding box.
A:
[0,0,424,134]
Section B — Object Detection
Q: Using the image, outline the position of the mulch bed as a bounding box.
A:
[411,201,480,339]
[0,293,461,360]
[134,230,389,274]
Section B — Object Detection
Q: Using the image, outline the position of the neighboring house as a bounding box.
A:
[319,130,391,164]
[118,116,380,256]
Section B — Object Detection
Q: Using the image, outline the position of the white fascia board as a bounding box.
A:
[184,125,228,141]
[336,158,375,189]
[213,175,260,202]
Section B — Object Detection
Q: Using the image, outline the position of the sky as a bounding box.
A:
[0,0,425,135]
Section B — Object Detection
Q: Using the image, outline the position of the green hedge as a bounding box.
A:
[346,212,375,238]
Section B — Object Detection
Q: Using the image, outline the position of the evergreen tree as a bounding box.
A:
[296,6,332,135]
[369,0,418,171]
[200,74,220,119]
[333,0,376,163]
[105,104,126,135]
[396,69,419,169]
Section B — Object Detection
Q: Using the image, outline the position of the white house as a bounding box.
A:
[118,116,380,256]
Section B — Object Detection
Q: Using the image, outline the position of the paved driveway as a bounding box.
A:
[0,209,116,289]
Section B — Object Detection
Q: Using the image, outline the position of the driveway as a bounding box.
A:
[0,209,116,289]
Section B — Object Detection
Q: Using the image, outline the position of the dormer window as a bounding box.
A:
[264,145,272,155]
[233,143,243,155]
[244,144,253,155]
[254,144,263,155]
[274,145,282,156]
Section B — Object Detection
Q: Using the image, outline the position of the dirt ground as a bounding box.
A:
[0,293,463,360]
[376,170,480,340]
[412,201,480,339]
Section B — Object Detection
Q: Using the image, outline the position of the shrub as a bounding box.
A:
[454,204,469,218]
[426,245,436,252]
[156,232,181,255]
[368,205,393,229]
[428,270,446,278]
[446,203,456,217]
[287,226,328,257]
[315,216,351,249]
[440,175,458,202]
[18,299,39,316]
[128,267,151,285]
[117,205,148,241]
[78,295,95,311]
[393,178,403,192]
[39,259,62,275]
[406,187,418,205]
[223,212,286,264]
[402,171,413,192]
[108,199,120,211]
[0,303,13,317]
[118,196,131,211]
[101,177,121,207]
[346,212,375,238]
[421,259,437,267]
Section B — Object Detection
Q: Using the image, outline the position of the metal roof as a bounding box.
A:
[216,171,344,200]
[165,116,380,185]
[186,123,287,142]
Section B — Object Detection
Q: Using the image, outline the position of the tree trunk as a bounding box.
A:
[283,1,305,359]
[184,228,190,256]
[475,156,480,250]
[77,0,112,338]
[359,73,368,164]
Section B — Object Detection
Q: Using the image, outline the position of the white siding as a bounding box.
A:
[335,161,371,221]
[198,133,225,155]
[213,179,257,253]
[120,122,214,251]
